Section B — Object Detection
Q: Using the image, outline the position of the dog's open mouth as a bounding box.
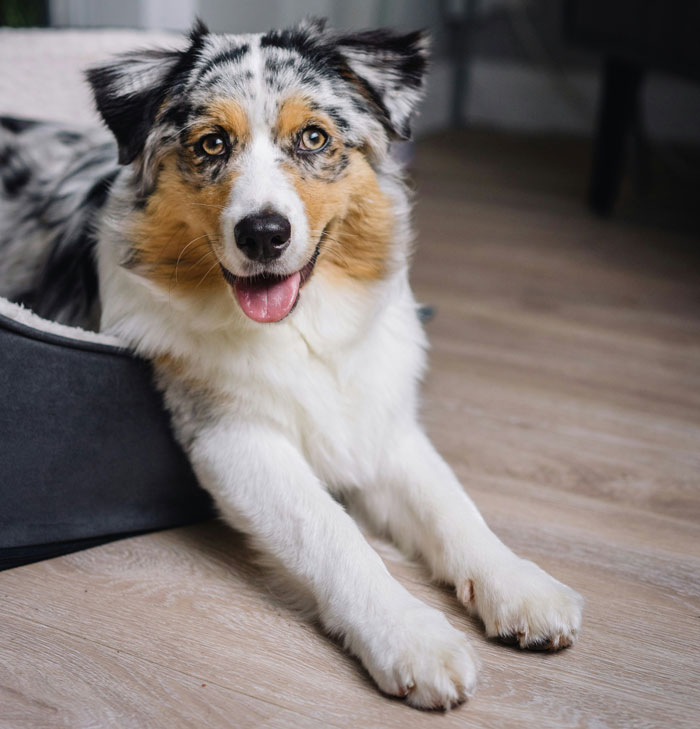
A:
[220,241,321,323]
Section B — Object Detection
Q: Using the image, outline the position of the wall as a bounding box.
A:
[45,0,700,143]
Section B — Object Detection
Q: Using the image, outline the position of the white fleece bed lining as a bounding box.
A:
[0,296,124,348]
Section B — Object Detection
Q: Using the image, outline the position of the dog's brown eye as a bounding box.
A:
[299,127,328,153]
[199,134,226,156]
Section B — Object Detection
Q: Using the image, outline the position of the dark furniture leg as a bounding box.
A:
[589,56,644,215]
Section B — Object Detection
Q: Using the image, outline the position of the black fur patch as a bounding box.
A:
[0,116,39,134]
[261,24,427,140]
[338,29,427,89]
[31,166,119,323]
[0,144,31,197]
[196,43,250,82]
[56,130,85,146]
[86,20,210,165]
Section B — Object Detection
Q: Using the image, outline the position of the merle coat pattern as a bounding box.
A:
[0,20,582,710]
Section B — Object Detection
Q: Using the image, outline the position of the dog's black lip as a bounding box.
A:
[219,230,325,291]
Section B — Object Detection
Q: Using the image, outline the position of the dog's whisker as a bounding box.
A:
[174,233,213,283]
[167,239,212,298]
[194,258,223,290]
[186,249,219,275]
[187,202,227,211]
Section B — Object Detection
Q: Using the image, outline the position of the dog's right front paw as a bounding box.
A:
[357,605,479,710]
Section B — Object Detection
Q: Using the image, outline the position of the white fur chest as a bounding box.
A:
[197,275,428,491]
[101,259,427,492]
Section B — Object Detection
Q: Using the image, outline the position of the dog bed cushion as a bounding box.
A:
[0,297,214,571]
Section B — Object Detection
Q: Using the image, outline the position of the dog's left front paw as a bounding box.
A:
[458,558,583,650]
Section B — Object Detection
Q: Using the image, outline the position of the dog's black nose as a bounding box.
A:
[234,212,291,263]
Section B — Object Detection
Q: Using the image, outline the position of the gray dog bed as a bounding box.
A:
[0,298,214,571]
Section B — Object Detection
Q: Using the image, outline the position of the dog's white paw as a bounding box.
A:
[358,605,479,710]
[458,558,583,650]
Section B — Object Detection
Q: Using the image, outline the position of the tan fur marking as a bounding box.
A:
[275,96,329,141]
[154,354,229,413]
[154,353,187,379]
[128,99,252,294]
[284,151,395,282]
[277,96,395,282]
[127,155,234,294]
[191,98,250,145]
[155,352,206,387]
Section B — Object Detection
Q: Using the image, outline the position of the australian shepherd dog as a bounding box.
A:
[0,19,582,709]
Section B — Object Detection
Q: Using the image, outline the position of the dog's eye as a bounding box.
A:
[298,127,328,153]
[198,134,227,156]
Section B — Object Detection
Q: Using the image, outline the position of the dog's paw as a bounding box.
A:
[360,606,479,710]
[458,559,583,650]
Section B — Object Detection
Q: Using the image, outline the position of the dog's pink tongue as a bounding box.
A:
[234,272,301,323]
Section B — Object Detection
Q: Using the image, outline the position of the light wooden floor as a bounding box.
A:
[2,130,699,729]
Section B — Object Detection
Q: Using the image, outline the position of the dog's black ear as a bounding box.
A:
[86,20,209,165]
[335,29,429,140]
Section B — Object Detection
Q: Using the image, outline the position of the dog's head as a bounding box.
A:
[88,19,428,323]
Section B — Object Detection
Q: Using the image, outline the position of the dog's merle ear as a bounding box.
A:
[335,29,429,140]
[86,20,209,165]
[295,16,329,36]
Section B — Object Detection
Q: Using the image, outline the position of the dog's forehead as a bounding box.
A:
[186,33,351,127]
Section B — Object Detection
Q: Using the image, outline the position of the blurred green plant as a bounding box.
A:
[0,0,48,27]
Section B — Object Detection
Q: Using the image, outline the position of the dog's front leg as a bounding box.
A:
[187,419,478,709]
[358,427,583,649]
